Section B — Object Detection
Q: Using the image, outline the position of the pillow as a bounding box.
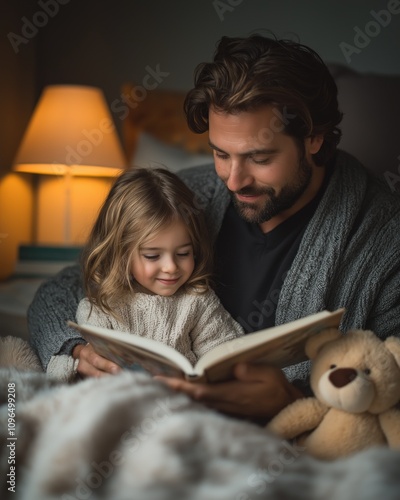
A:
[131,132,213,173]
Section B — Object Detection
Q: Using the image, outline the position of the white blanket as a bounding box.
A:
[1,368,400,500]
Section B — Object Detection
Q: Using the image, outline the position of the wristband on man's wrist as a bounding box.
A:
[73,357,80,375]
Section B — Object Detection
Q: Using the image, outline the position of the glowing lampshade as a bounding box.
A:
[13,85,126,244]
[13,84,126,176]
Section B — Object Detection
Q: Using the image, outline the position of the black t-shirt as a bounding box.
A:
[214,173,330,334]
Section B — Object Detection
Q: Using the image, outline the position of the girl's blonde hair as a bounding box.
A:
[82,167,213,315]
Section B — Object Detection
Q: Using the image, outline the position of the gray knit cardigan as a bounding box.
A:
[28,151,400,381]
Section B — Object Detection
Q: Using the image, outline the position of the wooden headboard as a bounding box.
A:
[121,84,210,161]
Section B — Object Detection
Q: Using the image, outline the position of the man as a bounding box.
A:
[29,34,400,421]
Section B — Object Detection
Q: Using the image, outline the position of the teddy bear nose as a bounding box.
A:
[329,368,357,388]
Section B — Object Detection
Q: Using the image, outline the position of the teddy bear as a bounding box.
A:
[266,328,400,460]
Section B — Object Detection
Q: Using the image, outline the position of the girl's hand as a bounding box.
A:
[72,343,121,378]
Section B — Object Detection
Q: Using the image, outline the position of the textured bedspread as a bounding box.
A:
[1,368,400,500]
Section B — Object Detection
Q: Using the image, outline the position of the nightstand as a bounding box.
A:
[0,245,82,340]
[0,278,44,340]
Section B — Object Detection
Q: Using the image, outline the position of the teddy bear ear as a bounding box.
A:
[305,328,342,359]
[384,336,400,368]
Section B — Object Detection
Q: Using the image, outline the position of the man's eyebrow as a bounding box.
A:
[208,141,279,156]
[208,141,225,153]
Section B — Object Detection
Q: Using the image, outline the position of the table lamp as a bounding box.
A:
[12,84,126,244]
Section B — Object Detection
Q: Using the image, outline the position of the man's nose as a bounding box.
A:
[225,160,254,192]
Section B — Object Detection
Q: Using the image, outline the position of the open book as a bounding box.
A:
[68,308,344,383]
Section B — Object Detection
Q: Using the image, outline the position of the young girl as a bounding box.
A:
[76,166,244,367]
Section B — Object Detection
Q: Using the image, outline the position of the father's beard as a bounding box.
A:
[231,156,313,225]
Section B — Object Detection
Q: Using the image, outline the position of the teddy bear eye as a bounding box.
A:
[364,368,371,375]
[330,364,336,369]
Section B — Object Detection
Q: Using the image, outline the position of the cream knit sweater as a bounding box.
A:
[47,289,244,380]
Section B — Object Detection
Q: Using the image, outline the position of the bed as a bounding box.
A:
[2,68,400,499]
[121,83,213,172]
[2,367,400,500]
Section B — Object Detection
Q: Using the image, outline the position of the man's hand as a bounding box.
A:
[156,363,304,422]
[72,344,121,378]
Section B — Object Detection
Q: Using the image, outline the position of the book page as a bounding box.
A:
[69,322,195,378]
[194,309,344,382]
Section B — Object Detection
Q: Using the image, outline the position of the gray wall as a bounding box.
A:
[0,0,37,174]
[3,0,400,159]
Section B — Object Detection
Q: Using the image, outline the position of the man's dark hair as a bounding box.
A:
[184,34,343,165]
